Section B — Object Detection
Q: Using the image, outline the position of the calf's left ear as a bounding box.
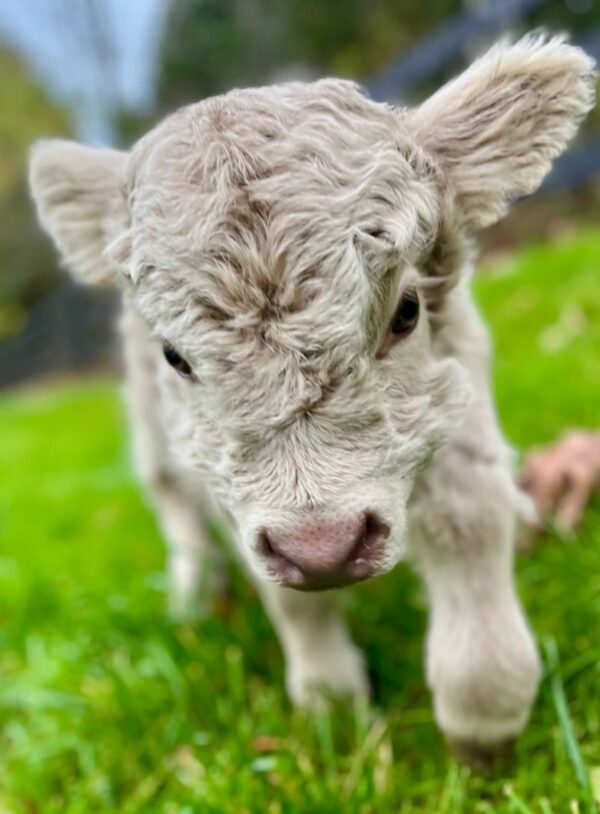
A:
[29,140,129,286]
[409,35,596,230]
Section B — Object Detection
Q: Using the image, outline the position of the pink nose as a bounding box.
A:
[258,511,389,589]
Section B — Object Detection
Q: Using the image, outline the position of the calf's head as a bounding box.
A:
[30,36,595,589]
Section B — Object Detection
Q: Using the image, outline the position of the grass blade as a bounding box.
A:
[543,637,595,814]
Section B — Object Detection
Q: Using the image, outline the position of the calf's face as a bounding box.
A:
[29,36,595,588]
[115,82,470,589]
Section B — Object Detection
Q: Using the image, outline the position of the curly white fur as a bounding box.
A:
[29,35,595,759]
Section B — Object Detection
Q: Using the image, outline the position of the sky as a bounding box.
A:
[0,0,168,144]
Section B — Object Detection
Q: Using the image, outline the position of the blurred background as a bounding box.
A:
[0,0,599,388]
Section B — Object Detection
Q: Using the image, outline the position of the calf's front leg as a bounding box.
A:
[257,581,370,709]
[411,457,541,764]
[149,474,224,619]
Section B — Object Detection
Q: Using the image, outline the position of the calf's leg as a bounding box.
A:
[257,582,369,708]
[148,474,224,619]
[411,456,541,764]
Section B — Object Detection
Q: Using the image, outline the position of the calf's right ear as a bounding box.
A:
[408,35,596,231]
[29,139,129,286]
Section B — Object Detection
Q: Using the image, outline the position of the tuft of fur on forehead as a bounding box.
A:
[122,79,442,347]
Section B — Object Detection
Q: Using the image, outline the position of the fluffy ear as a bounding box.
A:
[29,139,129,285]
[409,35,596,230]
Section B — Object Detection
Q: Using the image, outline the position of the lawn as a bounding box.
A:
[0,230,599,814]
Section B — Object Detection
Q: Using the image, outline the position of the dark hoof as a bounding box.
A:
[448,736,516,773]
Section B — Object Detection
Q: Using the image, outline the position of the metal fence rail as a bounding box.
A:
[0,283,118,388]
[367,0,550,100]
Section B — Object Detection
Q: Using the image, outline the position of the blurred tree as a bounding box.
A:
[531,0,600,33]
[156,0,600,115]
[158,0,460,110]
[0,48,71,337]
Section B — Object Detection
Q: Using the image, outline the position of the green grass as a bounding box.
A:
[1,230,599,813]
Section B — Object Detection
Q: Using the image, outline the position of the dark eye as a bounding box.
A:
[390,290,420,337]
[163,343,194,379]
[377,289,421,358]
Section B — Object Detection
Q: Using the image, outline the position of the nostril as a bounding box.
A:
[348,511,390,577]
[257,529,274,557]
[364,511,390,544]
[257,529,304,585]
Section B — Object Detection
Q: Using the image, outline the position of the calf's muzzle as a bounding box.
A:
[258,510,390,590]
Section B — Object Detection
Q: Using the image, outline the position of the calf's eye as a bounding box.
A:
[163,343,194,379]
[390,289,420,337]
[377,289,421,358]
